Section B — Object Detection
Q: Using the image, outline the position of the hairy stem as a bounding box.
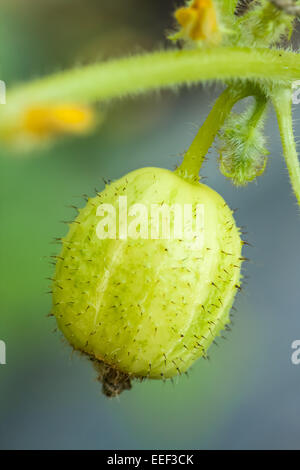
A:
[273,87,300,205]
[2,47,299,120]
[176,85,251,180]
[220,0,240,16]
[250,94,268,127]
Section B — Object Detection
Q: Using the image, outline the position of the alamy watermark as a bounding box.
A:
[292,81,300,105]
[291,340,300,365]
[96,196,205,251]
[0,340,6,365]
[0,81,6,105]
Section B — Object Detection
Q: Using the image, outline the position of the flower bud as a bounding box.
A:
[219,102,269,186]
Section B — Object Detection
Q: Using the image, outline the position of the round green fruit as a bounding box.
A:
[52,167,243,396]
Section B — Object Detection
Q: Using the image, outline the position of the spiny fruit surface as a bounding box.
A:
[52,167,243,396]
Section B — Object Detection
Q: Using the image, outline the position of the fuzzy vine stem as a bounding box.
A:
[176,85,252,180]
[1,47,300,121]
[250,93,269,127]
[272,87,300,205]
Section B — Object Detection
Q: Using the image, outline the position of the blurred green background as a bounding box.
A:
[1,0,300,450]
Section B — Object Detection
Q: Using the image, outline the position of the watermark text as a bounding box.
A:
[0,340,6,365]
[0,81,6,105]
[292,81,300,105]
[291,340,300,365]
[96,196,205,251]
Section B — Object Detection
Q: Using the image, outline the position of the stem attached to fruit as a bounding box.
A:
[272,87,300,206]
[176,85,251,181]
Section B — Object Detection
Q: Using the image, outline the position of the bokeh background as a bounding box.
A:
[1,0,300,450]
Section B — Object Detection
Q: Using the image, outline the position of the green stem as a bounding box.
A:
[222,0,239,15]
[2,47,299,120]
[242,93,268,154]
[272,87,300,205]
[176,85,251,180]
[250,94,268,127]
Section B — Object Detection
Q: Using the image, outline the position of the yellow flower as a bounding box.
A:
[22,104,95,138]
[174,0,221,45]
[0,103,97,152]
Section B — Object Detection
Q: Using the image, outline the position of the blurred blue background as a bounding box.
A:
[0,0,300,450]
